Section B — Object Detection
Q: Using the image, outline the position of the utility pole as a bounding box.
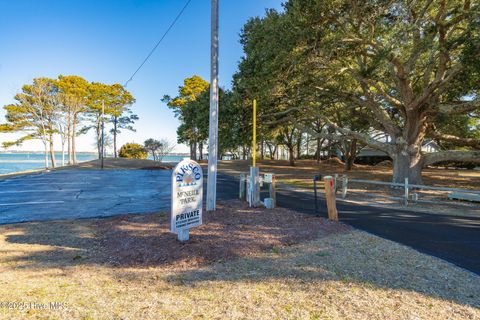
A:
[206,0,219,211]
[101,100,105,170]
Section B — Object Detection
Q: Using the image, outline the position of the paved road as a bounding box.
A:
[0,169,171,224]
[215,173,480,275]
[0,169,478,274]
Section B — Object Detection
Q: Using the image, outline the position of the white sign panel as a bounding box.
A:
[171,159,203,234]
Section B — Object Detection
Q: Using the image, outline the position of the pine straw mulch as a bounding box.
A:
[94,200,350,269]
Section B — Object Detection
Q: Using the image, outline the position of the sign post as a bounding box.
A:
[171,158,203,241]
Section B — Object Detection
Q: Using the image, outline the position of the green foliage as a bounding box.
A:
[118,143,147,159]
[163,75,210,151]
[230,0,480,174]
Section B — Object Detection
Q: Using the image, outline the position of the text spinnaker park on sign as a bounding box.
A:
[171,159,203,241]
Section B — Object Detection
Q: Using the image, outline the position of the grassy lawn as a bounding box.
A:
[277,178,316,189]
[0,201,478,319]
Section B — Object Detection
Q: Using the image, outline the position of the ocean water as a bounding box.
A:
[0,153,185,175]
[0,153,97,175]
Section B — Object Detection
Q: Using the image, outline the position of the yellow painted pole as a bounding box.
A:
[252,99,257,167]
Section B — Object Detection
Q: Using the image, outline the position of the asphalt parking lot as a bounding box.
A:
[0,169,172,224]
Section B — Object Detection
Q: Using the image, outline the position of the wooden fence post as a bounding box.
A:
[323,175,338,221]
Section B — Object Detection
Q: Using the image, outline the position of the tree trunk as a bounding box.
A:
[288,145,295,166]
[344,139,357,171]
[266,143,274,160]
[316,137,321,163]
[192,141,197,161]
[190,143,195,160]
[44,141,49,169]
[49,135,56,168]
[391,110,428,184]
[113,116,118,158]
[72,115,78,164]
[96,120,102,159]
[297,133,302,159]
[67,114,72,165]
[61,140,65,167]
[392,151,424,184]
[199,141,203,160]
[260,140,264,159]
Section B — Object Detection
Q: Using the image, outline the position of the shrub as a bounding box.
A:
[118,143,148,159]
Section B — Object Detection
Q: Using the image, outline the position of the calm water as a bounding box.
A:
[0,153,185,175]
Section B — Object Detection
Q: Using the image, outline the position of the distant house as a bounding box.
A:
[356,140,441,158]
[336,139,441,165]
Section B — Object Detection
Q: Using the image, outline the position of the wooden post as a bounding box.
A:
[341,174,348,199]
[404,177,409,206]
[323,175,338,221]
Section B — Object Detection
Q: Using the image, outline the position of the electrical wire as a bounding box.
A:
[124,0,192,87]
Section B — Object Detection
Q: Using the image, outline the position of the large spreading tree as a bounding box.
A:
[234,0,480,183]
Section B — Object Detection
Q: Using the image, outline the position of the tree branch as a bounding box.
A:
[423,150,480,166]
[428,130,480,148]
[438,98,480,115]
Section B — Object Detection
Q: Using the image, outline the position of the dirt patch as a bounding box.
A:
[95,200,350,269]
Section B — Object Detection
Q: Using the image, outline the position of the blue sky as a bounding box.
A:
[0,0,283,152]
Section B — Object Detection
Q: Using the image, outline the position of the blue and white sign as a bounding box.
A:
[171,159,203,234]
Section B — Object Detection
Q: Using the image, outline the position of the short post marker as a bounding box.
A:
[323,175,338,221]
[404,178,409,206]
[313,175,321,215]
[239,173,246,200]
[341,174,348,199]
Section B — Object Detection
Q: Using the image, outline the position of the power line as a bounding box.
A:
[124,0,192,88]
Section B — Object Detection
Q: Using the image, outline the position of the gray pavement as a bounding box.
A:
[0,169,172,224]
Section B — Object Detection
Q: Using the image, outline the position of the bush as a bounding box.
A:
[118,143,148,159]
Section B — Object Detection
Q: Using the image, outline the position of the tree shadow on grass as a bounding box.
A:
[1,201,479,311]
[161,231,480,311]
[0,201,346,270]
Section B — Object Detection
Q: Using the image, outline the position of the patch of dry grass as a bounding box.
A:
[217,159,480,190]
[0,204,478,319]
